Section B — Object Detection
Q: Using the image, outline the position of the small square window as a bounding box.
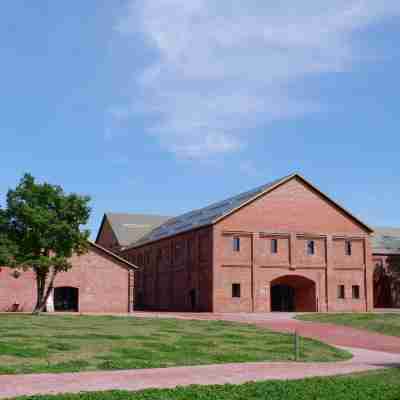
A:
[271,239,278,254]
[345,240,352,256]
[307,240,315,255]
[352,285,360,299]
[232,283,241,298]
[337,285,345,299]
[233,237,240,252]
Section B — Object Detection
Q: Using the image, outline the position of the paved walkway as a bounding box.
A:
[1,312,400,398]
[1,347,399,399]
[131,311,400,354]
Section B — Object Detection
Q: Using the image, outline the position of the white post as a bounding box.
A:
[46,288,55,312]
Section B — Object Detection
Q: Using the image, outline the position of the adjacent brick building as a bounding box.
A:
[96,213,171,253]
[371,228,400,308]
[3,173,397,314]
[115,174,375,313]
[0,242,136,313]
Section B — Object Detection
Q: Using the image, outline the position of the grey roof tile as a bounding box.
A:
[372,227,400,255]
[106,213,172,247]
[131,175,292,248]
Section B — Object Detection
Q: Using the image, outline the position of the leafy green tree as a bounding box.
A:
[0,210,17,266]
[0,174,91,313]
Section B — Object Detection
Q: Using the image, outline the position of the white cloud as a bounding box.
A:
[111,0,400,158]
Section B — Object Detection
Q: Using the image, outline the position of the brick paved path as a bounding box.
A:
[1,312,400,398]
[255,319,400,354]
[131,311,400,354]
[1,347,399,399]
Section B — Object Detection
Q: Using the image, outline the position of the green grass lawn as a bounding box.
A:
[297,313,400,337]
[7,368,400,400]
[0,314,350,375]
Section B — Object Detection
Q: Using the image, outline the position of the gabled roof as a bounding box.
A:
[129,173,373,249]
[88,241,138,269]
[371,227,400,255]
[96,213,172,247]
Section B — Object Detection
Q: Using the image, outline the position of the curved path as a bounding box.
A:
[131,311,400,354]
[1,312,399,398]
[1,346,399,399]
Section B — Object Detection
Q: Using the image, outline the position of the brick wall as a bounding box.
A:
[213,177,372,313]
[121,226,213,312]
[0,268,36,312]
[0,245,131,313]
[96,220,120,252]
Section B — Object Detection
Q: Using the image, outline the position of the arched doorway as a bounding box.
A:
[54,287,79,312]
[270,275,316,312]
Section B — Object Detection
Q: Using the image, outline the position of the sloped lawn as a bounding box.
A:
[0,314,350,375]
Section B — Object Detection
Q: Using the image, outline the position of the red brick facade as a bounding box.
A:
[122,227,213,311]
[121,176,373,313]
[0,244,134,313]
[96,219,120,252]
[1,175,381,314]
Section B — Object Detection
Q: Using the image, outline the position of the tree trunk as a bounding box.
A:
[33,270,46,314]
[33,269,57,314]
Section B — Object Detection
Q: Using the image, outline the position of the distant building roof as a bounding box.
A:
[372,227,400,255]
[88,241,138,269]
[127,173,372,249]
[98,213,172,247]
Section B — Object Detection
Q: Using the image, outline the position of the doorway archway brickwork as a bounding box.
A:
[270,275,316,312]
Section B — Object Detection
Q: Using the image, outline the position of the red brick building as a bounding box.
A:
[0,242,136,313]
[371,228,400,308]
[111,174,375,313]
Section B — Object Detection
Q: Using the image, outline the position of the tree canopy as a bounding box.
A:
[0,173,91,313]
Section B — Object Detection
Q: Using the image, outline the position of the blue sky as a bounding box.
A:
[1,1,399,238]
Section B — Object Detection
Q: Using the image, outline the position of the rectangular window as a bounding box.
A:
[352,285,360,299]
[337,285,345,299]
[156,249,162,265]
[199,234,209,262]
[174,241,183,264]
[345,240,352,256]
[307,240,315,255]
[233,237,240,252]
[232,283,241,298]
[164,245,171,265]
[271,239,278,254]
[187,238,194,261]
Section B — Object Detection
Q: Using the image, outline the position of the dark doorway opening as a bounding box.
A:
[189,289,196,311]
[271,284,295,311]
[270,275,317,312]
[54,287,79,312]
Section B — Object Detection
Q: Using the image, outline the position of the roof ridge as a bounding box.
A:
[126,173,296,249]
[89,241,138,269]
